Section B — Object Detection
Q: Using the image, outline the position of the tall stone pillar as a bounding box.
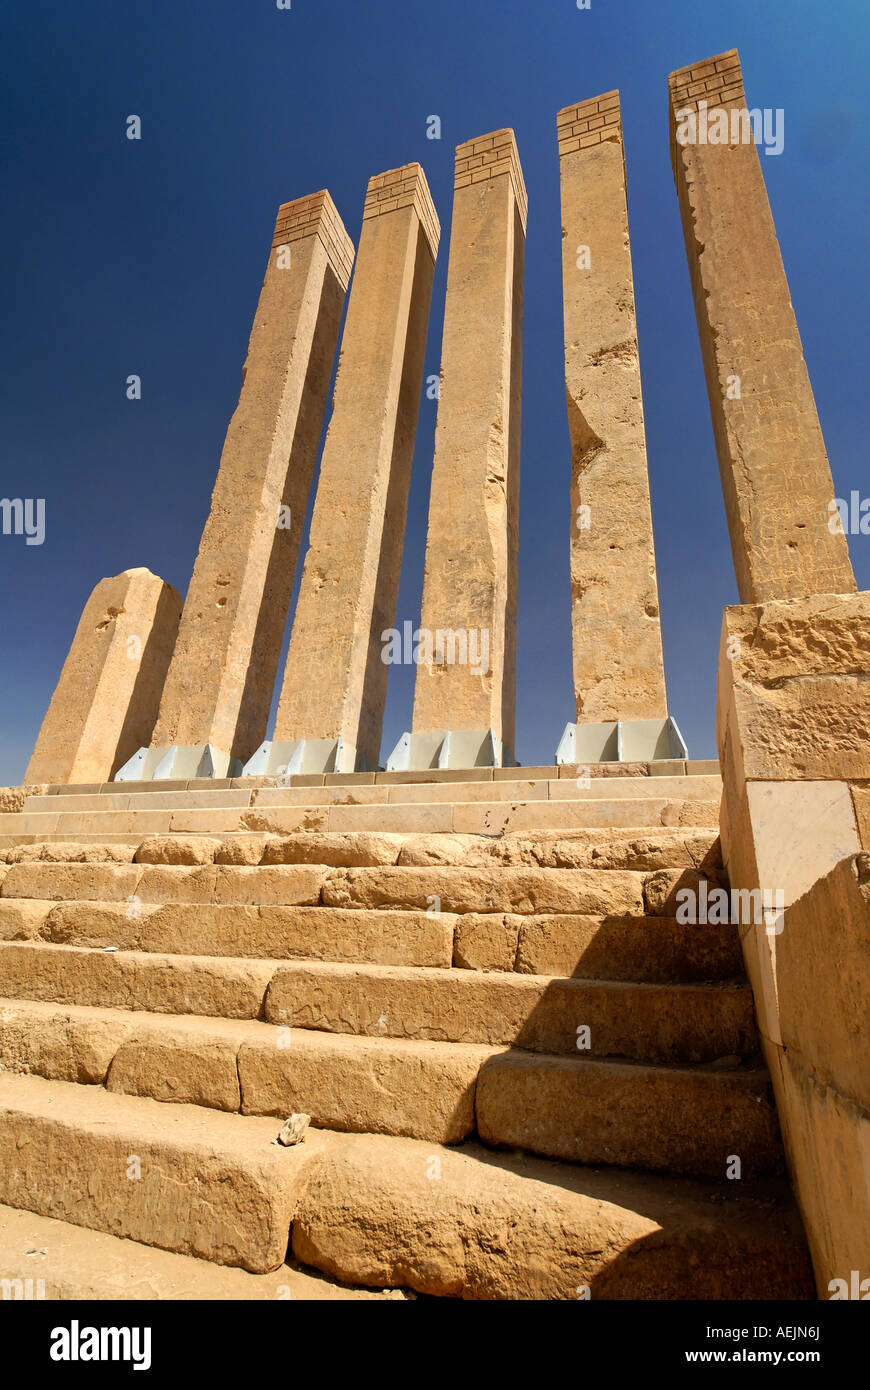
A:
[669,49,854,604]
[389,130,525,773]
[252,165,440,776]
[558,92,668,741]
[27,569,181,785]
[117,192,354,781]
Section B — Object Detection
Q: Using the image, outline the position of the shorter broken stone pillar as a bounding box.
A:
[717,592,870,1293]
[669,49,855,604]
[254,164,440,776]
[389,130,525,772]
[553,93,683,768]
[26,568,181,785]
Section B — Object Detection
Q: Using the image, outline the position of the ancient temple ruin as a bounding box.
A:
[0,51,865,1300]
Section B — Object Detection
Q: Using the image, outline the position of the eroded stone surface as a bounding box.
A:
[151,194,353,764]
[669,52,854,603]
[719,596,870,782]
[292,1133,811,1300]
[411,131,525,752]
[559,94,667,722]
[274,167,439,769]
[26,571,181,786]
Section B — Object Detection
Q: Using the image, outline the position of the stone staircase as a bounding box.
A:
[0,763,814,1299]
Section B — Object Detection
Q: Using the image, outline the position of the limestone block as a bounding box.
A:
[718,595,870,783]
[514,914,742,984]
[134,836,224,866]
[35,902,454,968]
[742,780,858,910]
[260,832,405,867]
[214,835,271,866]
[5,843,137,864]
[238,1031,496,1143]
[0,940,274,1019]
[26,570,181,786]
[476,1053,783,1177]
[0,998,132,1084]
[105,1016,250,1112]
[0,1073,325,1272]
[767,1044,870,1296]
[0,899,52,941]
[292,1132,811,1300]
[669,52,854,602]
[453,913,519,972]
[412,131,525,752]
[852,785,870,850]
[558,95,667,721]
[776,856,869,1108]
[263,961,756,1063]
[326,803,454,834]
[274,166,439,770]
[319,865,646,916]
[151,193,353,764]
[1,861,141,902]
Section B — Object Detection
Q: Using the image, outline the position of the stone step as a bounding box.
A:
[0,897,742,982]
[1,897,455,969]
[0,1072,336,1273]
[262,961,757,1063]
[21,773,722,815]
[1,826,723,872]
[0,860,327,905]
[1,859,654,914]
[0,795,720,840]
[0,998,495,1144]
[0,1099,808,1302]
[0,1203,395,1300]
[0,947,758,1061]
[476,1051,783,1177]
[0,995,778,1174]
[461,911,743,981]
[290,1133,811,1300]
[320,864,648,914]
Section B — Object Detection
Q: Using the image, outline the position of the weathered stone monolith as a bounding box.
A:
[669,50,855,603]
[124,192,354,780]
[558,93,667,725]
[395,131,525,771]
[258,165,440,775]
[26,568,181,785]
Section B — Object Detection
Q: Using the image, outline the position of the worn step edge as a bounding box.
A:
[0,904,744,983]
[0,1072,337,1273]
[0,997,501,1145]
[0,798,721,838]
[1,827,721,872]
[0,1203,399,1300]
[290,1132,812,1300]
[476,1051,784,1178]
[0,996,779,1171]
[0,950,759,1061]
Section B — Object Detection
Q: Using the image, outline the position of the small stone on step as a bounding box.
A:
[277,1113,311,1146]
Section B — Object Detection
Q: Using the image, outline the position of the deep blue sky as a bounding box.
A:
[2,0,868,783]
